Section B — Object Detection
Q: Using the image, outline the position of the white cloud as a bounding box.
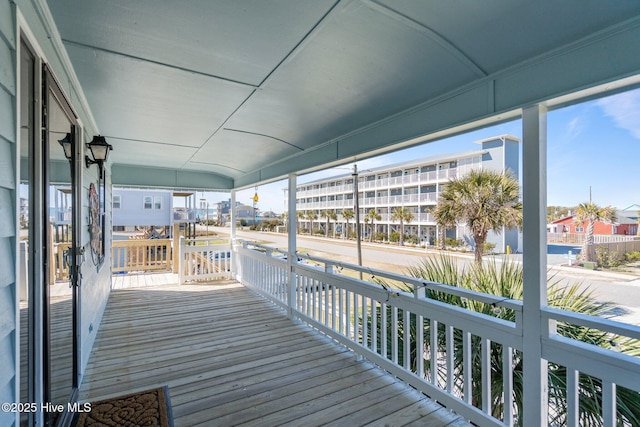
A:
[565,116,583,139]
[597,89,640,139]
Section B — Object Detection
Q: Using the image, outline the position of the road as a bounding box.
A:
[213,227,640,325]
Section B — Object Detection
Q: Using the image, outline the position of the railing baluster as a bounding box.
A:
[430,319,438,385]
[346,291,351,340]
[503,346,514,426]
[339,288,344,335]
[392,306,398,364]
[331,285,336,330]
[362,295,368,348]
[403,309,410,370]
[482,338,490,414]
[417,314,424,378]
[463,330,472,404]
[371,300,377,354]
[354,292,360,343]
[566,367,579,427]
[602,380,616,427]
[381,303,387,359]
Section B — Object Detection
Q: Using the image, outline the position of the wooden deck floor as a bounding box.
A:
[79,281,469,427]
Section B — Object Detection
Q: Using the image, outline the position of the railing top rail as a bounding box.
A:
[236,240,523,311]
[185,237,231,245]
[113,238,172,247]
[296,251,523,310]
[542,306,640,340]
[237,239,287,255]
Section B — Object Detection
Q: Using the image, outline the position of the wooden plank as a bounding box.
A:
[372,398,445,426]
[78,280,470,427]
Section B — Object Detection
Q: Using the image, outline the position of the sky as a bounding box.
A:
[206,87,640,214]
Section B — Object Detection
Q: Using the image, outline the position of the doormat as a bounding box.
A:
[73,386,173,426]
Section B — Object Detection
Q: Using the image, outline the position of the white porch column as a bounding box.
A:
[522,104,548,426]
[230,190,236,242]
[287,174,297,319]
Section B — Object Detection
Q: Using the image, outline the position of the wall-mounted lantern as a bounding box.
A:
[85,135,113,176]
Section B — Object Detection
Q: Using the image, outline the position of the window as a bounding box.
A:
[143,196,153,209]
[154,196,162,210]
[576,227,584,232]
[113,195,121,209]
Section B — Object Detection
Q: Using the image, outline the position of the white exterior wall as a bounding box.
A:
[0,2,17,425]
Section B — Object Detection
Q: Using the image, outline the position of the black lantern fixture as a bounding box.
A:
[85,135,113,174]
[58,132,73,161]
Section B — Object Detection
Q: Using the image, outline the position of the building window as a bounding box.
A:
[154,196,162,210]
[113,195,121,209]
[143,196,153,209]
[576,227,584,232]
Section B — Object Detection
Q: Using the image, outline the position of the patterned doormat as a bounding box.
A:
[73,386,173,426]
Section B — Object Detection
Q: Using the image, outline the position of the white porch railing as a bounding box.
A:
[178,237,232,283]
[234,240,640,427]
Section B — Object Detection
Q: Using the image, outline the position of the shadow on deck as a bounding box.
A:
[80,280,469,426]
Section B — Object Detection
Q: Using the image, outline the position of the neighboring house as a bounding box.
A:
[112,188,196,231]
[619,205,640,223]
[551,215,639,236]
[294,135,520,253]
[236,204,258,224]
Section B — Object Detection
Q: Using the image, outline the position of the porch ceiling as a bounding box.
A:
[47,1,640,190]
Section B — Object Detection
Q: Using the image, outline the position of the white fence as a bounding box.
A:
[179,237,232,283]
[234,240,640,427]
[548,233,640,245]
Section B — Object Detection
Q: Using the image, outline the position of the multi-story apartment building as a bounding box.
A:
[294,135,520,253]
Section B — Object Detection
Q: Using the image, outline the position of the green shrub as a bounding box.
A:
[596,246,622,268]
[624,251,640,262]
[389,232,400,242]
[483,242,496,254]
[374,232,387,241]
[445,237,461,247]
[404,234,419,245]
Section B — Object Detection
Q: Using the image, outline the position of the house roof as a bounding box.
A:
[44,1,640,190]
[552,215,638,226]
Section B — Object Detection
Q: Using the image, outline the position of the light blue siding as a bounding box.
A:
[0,1,17,424]
[112,188,173,227]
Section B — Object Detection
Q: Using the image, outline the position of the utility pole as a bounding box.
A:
[353,164,363,279]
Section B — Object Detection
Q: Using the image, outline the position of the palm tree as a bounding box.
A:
[280,211,288,231]
[295,210,304,234]
[433,203,456,250]
[436,169,522,264]
[574,202,616,263]
[327,209,338,238]
[366,209,381,242]
[305,210,317,234]
[391,207,414,246]
[375,255,639,426]
[320,210,330,237]
[342,209,354,239]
